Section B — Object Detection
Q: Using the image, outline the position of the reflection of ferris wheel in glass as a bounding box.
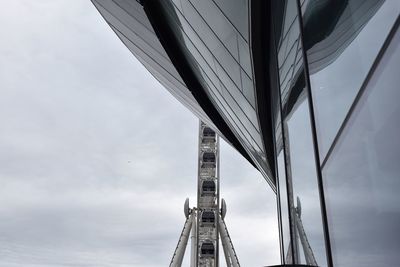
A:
[285,197,318,266]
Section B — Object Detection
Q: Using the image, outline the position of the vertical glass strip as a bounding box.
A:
[272,0,329,265]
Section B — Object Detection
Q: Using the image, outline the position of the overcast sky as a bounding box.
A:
[0,1,279,266]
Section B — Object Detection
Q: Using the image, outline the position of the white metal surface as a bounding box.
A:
[219,215,240,267]
[170,212,194,267]
[191,211,197,267]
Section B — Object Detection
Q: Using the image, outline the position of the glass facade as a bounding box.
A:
[92,0,400,266]
[272,1,327,265]
[157,0,272,181]
[323,24,400,265]
[275,118,290,262]
[273,0,400,266]
[305,0,399,160]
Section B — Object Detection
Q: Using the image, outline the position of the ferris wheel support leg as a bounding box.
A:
[219,215,240,267]
[190,211,197,267]
[220,226,232,267]
[170,213,194,267]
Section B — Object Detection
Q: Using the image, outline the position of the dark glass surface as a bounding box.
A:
[176,0,258,117]
[323,23,400,267]
[274,1,327,265]
[238,35,252,76]
[241,70,255,107]
[276,121,291,262]
[177,26,262,149]
[282,94,326,266]
[181,0,242,90]
[304,0,400,159]
[212,0,249,40]
[188,0,247,55]
[157,0,272,178]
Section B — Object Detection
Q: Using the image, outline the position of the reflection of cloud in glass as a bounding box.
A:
[285,99,327,266]
[309,1,400,158]
[323,24,400,266]
[274,1,329,265]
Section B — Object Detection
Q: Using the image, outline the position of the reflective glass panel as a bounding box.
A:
[303,0,400,159]
[213,0,249,40]
[282,96,327,266]
[156,0,272,178]
[274,1,327,265]
[323,23,400,267]
[276,117,291,261]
